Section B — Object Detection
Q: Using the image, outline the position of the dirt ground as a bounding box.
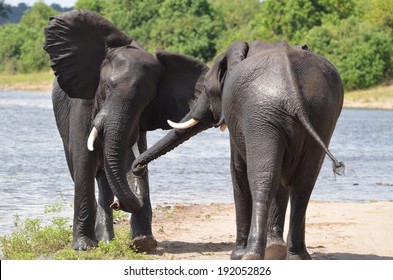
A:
[148,201,393,260]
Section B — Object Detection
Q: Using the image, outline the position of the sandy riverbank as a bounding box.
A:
[148,201,393,260]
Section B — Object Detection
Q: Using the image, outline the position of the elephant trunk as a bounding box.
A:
[96,103,144,213]
[132,121,212,176]
[103,139,143,213]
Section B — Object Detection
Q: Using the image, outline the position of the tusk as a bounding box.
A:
[220,123,227,132]
[167,118,199,129]
[132,143,140,157]
[110,199,121,211]
[87,127,98,151]
[110,195,121,211]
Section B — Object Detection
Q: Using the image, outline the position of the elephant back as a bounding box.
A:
[43,9,133,100]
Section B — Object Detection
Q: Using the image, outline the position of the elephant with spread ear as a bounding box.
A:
[43,10,209,252]
[132,40,345,259]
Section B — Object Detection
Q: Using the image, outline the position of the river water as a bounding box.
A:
[0,90,392,236]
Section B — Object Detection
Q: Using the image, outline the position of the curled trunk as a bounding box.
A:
[104,143,143,213]
[132,122,212,176]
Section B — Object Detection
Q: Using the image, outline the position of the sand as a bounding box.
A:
[148,201,393,260]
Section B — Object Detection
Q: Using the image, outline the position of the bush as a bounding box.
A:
[0,23,23,72]
[150,0,224,62]
[0,206,148,260]
[0,215,72,259]
[306,17,393,90]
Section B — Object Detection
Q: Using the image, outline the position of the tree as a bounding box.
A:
[0,24,23,72]
[74,0,108,14]
[211,0,262,54]
[150,0,224,62]
[362,0,393,32]
[306,16,393,90]
[0,0,10,18]
[104,0,163,51]
[10,2,57,72]
[248,0,356,44]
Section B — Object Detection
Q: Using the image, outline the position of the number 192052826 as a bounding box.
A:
[217,266,272,276]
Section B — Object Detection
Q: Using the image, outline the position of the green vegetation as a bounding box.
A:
[0,201,150,260]
[0,0,392,91]
[0,0,9,18]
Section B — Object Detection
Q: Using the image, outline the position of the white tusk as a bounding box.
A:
[87,127,98,151]
[167,118,199,129]
[132,143,140,158]
[220,123,227,132]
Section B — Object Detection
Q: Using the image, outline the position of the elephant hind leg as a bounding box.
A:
[286,143,327,260]
[265,185,289,260]
[241,138,285,260]
[229,142,252,260]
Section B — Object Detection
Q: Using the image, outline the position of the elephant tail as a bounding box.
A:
[283,44,344,176]
[297,113,345,176]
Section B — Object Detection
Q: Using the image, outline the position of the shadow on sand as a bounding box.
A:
[151,241,393,260]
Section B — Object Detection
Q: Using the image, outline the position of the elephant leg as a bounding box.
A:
[286,145,326,260]
[69,101,98,250]
[265,185,289,259]
[71,150,98,250]
[241,138,284,260]
[229,143,252,260]
[95,170,115,243]
[126,131,157,253]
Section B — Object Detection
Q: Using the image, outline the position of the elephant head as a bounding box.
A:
[132,41,250,174]
[44,10,208,213]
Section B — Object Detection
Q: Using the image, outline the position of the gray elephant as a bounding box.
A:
[133,40,344,259]
[43,10,208,252]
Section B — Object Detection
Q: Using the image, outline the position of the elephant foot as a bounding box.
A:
[241,253,264,260]
[95,229,115,244]
[286,248,312,260]
[131,235,157,253]
[265,242,287,260]
[72,236,98,251]
[232,246,264,260]
[230,246,246,260]
[95,221,115,243]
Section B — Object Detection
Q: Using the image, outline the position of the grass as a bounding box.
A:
[343,83,393,109]
[0,71,54,92]
[0,201,150,260]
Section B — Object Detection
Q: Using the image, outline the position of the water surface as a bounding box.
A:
[0,90,392,236]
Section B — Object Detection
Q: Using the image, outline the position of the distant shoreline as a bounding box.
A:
[1,80,392,110]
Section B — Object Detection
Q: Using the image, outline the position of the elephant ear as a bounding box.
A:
[208,41,249,95]
[141,50,209,131]
[43,9,132,100]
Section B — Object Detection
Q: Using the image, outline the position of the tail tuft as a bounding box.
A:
[332,161,345,176]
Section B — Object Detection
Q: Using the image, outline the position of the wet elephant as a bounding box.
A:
[133,40,344,259]
[43,10,208,252]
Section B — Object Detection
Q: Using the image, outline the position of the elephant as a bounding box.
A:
[43,10,208,252]
[132,40,345,259]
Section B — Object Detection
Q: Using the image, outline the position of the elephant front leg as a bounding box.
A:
[95,170,115,243]
[72,157,98,250]
[126,133,157,253]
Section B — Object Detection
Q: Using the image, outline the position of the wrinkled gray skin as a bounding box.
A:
[133,40,344,260]
[44,10,207,252]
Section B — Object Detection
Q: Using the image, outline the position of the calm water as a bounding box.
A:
[0,90,392,236]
